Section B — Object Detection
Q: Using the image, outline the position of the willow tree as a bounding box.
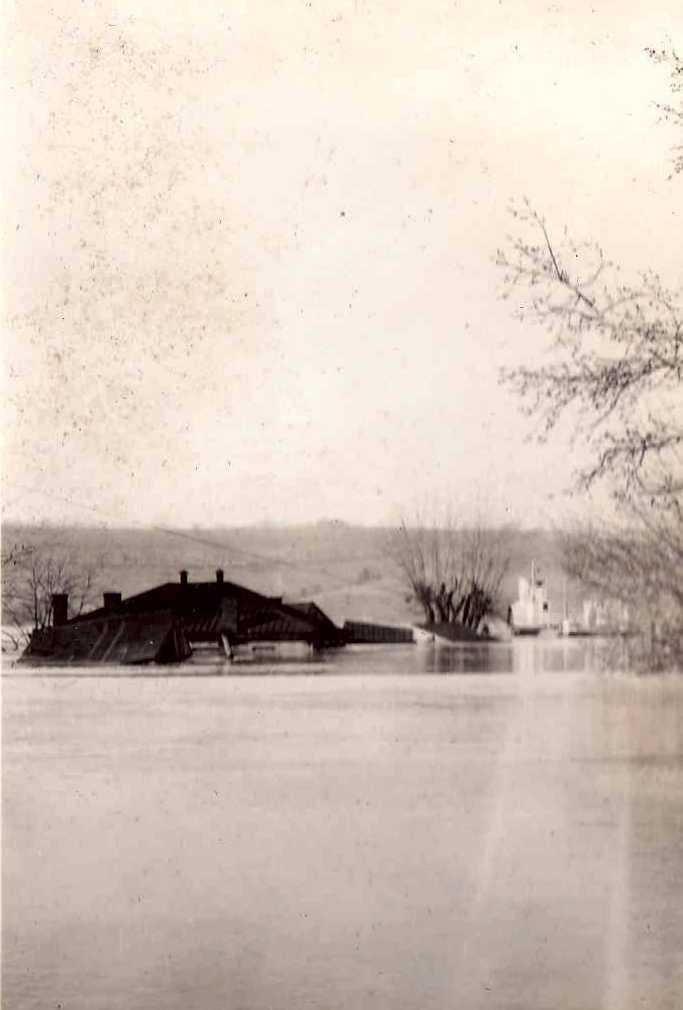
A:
[392,517,509,632]
[497,47,683,666]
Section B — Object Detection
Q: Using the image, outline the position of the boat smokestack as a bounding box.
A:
[180,570,188,586]
[216,569,224,584]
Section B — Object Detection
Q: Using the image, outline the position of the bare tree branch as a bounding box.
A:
[389,514,509,632]
[496,46,683,668]
[497,200,683,507]
[2,542,102,652]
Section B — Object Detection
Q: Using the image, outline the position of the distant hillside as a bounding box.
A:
[2,523,576,627]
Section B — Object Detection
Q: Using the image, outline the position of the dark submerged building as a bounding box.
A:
[20,570,345,665]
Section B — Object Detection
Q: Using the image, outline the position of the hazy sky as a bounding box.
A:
[3,0,681,527]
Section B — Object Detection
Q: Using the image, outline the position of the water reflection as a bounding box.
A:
[428,639,608,675]
[4,636,618,678]
[194,636,612,677]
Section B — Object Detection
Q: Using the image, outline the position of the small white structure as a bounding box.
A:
[582,598,630,634]
[510,561,550,635]
[222,636,315,663]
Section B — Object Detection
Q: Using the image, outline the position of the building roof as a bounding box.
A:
[22,610,191,665]
[288,601,340,630]
[66,575,344,646]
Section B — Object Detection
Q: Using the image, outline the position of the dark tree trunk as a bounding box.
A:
[435,583,449,623]
[462,593,472,628]
[445,590,455,623]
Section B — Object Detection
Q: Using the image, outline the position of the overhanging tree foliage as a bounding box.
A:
[497,199,683,507]
[646,46,683,177]
[497,47,683,667]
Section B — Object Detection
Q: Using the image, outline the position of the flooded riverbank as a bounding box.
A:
[3,641,682,1008]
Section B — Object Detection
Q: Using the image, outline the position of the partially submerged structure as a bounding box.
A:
[22,609,191,665]
[343,620,415,644]
[20,570,346,666]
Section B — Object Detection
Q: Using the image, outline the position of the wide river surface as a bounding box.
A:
[3,640,683,1009]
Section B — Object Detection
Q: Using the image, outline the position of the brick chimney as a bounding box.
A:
[103,592,122,612]
[216,569,224,584]
[52,593,68,627]
[180,570,188,586]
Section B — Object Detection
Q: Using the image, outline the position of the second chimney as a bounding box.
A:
[103,592,122,612]
[52,593,68,627]
[216,569,224,584]
[180,570,188,586]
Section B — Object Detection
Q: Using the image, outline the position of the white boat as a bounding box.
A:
[510,561,550,636]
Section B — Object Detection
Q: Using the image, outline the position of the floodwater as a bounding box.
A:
[3,640,683,1009]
